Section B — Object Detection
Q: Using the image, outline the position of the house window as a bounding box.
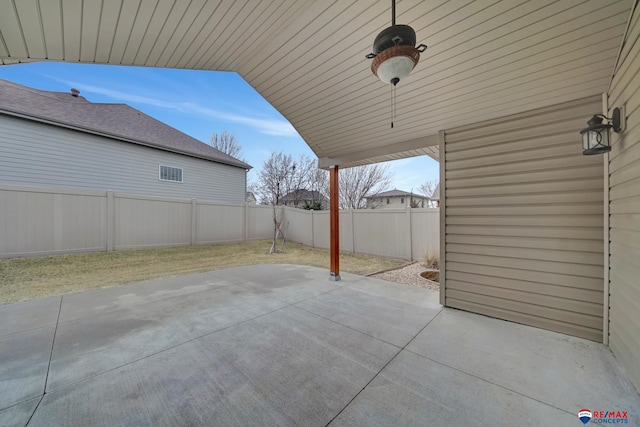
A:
[159,165,183,182]
[386,198,390,204]
[401,197,405,204]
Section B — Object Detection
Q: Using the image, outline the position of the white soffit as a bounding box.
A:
[0,0,633,166]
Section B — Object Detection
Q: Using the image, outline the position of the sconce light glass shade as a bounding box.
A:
[581,116,611,155]
[580,108,623,155]
[371,45,420,86]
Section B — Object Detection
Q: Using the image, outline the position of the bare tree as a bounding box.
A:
[418,179,438,198]
[418,179,439,207]
[208,130,243,159]
[253,152,320,206]
[253,153,295,204]
[283,155,317,206]
[253,151,294,206]
[253,151,318,252]
[257,151,293,253]
[308,168,329,208]
[339,164,393,209]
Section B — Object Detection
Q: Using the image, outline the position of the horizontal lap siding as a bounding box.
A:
[444,96,604,342]
[607,3,640,392]
[0,115,247,202]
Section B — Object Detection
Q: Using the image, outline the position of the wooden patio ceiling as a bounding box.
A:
[0,0,633,167]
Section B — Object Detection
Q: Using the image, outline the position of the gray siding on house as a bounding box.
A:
[443,96,605,342]
[607,4,640,393]
[0,114,247,202]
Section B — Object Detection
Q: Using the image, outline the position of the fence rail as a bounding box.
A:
[0,184,438,261]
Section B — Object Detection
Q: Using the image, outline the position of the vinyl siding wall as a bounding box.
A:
[0,115,246,202]
[443,96,605,342]
[607,3,640,392]
[369,196,429,209]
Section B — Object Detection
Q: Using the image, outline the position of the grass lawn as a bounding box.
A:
[0,240,407,305]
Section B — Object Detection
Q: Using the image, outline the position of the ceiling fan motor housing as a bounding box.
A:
[372,24,417,54]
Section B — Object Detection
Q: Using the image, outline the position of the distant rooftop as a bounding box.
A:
[431,184,440,201]
[370,189,430,198]
[0,79,251,170]
[281,189,327,202]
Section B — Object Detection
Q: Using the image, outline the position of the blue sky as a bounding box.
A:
[0,62,438,192]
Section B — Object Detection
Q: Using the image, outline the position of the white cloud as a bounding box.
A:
[182,102,299,137]
[50,78,299,137]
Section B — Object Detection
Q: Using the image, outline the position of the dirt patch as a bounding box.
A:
[419,270,439,282]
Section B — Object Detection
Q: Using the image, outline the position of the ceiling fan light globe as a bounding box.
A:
[371,45,420,85]
[375,56,415,85]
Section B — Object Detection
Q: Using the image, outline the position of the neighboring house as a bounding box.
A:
[431,183,440,208]
[246,192,257,204]
[281,189,328,209]
[366,189,430,209]
[0,79,251,202]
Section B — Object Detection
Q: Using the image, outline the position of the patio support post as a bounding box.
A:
[329,165,340,281]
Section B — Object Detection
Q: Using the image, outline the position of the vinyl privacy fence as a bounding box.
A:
[0,184,439,261]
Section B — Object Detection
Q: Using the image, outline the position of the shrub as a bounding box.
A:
[424,251,440,269]
[302,200,324,210]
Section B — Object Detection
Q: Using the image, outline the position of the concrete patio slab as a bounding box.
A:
[57,270,231,323]
[0,397,41,427]
[0,264,638,426]
[345,275,441,309]
[0,326,54,409]
[296,286,440,347]
[0,296,60,338]
[406,309,640,420]
[196,305,399,426]
[332,350,579,427]
[209,263,331,286]
[210,264,343,304]
[30,341,295,427]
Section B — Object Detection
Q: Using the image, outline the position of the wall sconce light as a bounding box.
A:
[580,107,624,155]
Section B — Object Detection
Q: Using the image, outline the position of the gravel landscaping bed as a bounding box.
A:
[370,261,440,292]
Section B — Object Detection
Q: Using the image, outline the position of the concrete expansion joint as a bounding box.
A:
[25,295,64,426]
[402,310,579,419]
[325,306,444,426]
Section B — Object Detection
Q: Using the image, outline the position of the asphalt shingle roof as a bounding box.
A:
[281,189,327,202]
[0,79,251,170]
[431,184,440,201]
[372,189,430,198]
